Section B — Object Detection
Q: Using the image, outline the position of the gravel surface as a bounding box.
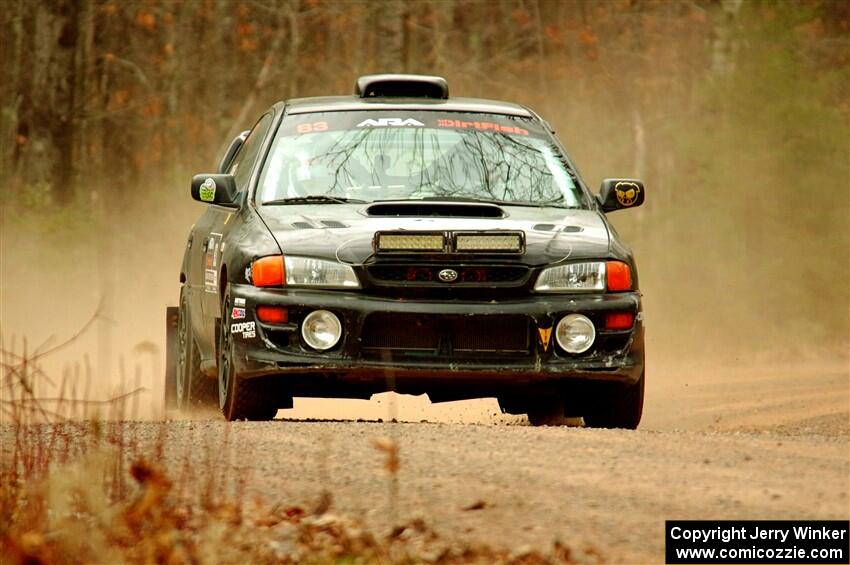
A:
[114,417,848,564]
[4,362,847,563]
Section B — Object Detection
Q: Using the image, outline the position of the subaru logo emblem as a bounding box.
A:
[438,269,458,282]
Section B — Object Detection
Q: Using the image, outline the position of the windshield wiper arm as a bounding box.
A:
[263,195,367,205]
[412,196,575,209]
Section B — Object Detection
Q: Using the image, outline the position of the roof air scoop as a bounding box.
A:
[355,74,449,99]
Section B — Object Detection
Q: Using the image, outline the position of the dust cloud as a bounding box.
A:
[2,181,846,429]
[1,197,194,418]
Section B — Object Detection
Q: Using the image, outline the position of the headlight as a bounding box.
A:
[284,256,360,288]
[534,262,606,292]
[301,310,343,350]
[555,314,596,354]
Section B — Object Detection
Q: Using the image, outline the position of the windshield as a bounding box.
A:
[258,111,587,208]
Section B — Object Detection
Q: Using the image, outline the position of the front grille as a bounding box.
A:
[367,265,529,285]
[362,315,440,350]
[361,314,531,354]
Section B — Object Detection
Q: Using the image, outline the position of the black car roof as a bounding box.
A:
[283,95,535,118]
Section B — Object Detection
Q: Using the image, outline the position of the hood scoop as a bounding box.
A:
[533,223,583,233]
[365,201,505,219]
[291,219,349,229]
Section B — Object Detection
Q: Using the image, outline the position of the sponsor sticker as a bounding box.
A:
[281,112,548,139]
[204,269,217,293]
[436,118,528,136]
[203,233,223,293]
[537,326,553,351]
[231,307,246,320]
[234,297,246,307]
[357,118,424,127]
[199,178,216,202]
[296,121,329,134]
[230,321,256,339]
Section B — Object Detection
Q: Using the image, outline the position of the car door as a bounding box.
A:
[197,111,275,351]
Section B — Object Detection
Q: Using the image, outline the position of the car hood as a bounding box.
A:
[257,204,610,266]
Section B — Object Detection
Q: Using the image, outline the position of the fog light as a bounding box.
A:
[605,312,634,330]
[257,305,288,324]
[301,310,342,350]
[556,314,595,354]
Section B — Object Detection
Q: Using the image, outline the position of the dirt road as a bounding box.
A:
[115,361,848,563]
[136,421,845,563]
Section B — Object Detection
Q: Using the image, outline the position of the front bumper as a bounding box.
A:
[227,284,644,395]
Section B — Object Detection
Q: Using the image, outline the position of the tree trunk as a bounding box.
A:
[711,0,744,75]
[1,0,25,183]
[375,0,405,72]
[72,0,94,196]
[50,0,81,205]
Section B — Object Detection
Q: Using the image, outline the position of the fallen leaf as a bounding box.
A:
[462,500,487,511]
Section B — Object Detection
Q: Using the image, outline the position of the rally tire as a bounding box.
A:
[582,371,644,430]
[497,396,528,416]
[526,395,566,426]
[177,287,217,410]
[218,287,278,422]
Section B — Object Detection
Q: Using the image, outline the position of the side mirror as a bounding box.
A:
[217,130,250,174]
[191,174,239,207]
[598,179,645,212]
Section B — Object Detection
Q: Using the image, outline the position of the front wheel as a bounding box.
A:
[501,394,578,426]
[582,371,645,430]
[526,396,566,426]
[218,287,278,421]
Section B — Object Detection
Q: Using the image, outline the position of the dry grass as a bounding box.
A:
[0,333,596,564]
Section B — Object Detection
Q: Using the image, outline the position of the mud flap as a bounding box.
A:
[164,306,179,413]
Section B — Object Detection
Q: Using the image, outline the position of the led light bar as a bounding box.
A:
[377,233,445,252]
[455,232,523,253]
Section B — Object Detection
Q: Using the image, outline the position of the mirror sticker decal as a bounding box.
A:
[199,177,216,202]
[614,181,640,207]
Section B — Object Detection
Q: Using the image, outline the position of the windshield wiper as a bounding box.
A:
[410,196,576,209]
[263,195,367,205]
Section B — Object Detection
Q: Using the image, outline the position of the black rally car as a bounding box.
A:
[164,74,647,427]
